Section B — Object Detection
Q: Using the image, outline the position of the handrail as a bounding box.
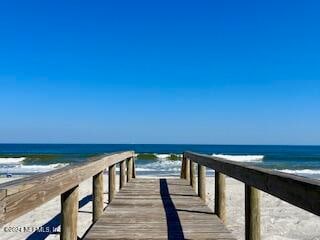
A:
[0,151,135,239]
[182,151,320,240]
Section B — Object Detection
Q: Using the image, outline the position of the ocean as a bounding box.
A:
[0,144,320,179]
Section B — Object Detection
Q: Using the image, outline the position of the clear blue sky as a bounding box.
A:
[0,0,319,144]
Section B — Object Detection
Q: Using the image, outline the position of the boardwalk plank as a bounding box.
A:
[84,178,235,240]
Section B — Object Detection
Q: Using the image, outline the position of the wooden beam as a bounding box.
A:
[185,158,190,182]
[127,157,133,182]
[132,158,136,178]
[198,164,206,201]
[61,185,79,240]
[0,151,134,225]
[120,160,126,189]
[215,172,226,223]
[92,171,104,223]
[108,164,116,203]
[245,185,260,240]
[185,151,320,216]
[190,160,196,190]
[180,155,187,179]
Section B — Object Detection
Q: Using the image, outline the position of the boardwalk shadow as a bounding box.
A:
[26,194,93,240]
[160,179,185,240]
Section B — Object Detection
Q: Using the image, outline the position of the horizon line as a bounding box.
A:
[0,143,319,147]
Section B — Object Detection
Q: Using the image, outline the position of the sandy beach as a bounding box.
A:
[1,175,320,240]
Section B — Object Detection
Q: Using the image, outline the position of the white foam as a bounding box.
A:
[0,163,68,174]
[277,169,320,175]
[154,154,171,159]
[0,157,26,164]
[212,154,264,162]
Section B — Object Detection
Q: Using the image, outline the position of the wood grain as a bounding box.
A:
[93,171,104,223]
[245,185,260,240]
[0,151,134,225]
[190,160,196,190]
[108,164,116,203]
[180,156,186,179]
[84,178,235,240]
[127,157,133,182]
[215,172,226,223]
[198,164,206,202]
[61,185,79,240]
[120,160,126,189]
[185,151,320,216]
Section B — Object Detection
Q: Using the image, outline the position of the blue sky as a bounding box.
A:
[0,0,319,144]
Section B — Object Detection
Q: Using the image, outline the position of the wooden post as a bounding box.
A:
[215,172,226,223]
[198,164,206,201]
[132,158,136,178]
[61,185,79,240]
[185,158,190,182]
[180,155,187,179]
[245,185,261,240]
[127,157,133,182]
[108,164,116,203]
[120,160,126,189]
[190,160,196,190]
[92,171,104,223]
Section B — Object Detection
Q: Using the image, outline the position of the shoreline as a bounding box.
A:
[1,175,320,239]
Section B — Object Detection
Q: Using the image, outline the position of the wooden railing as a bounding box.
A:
[181,151,320,240]
[0,151,135,240]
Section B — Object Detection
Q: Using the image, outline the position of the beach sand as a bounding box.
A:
[1,175,320,240]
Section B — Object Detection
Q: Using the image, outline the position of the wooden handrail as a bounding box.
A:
[184,151,320,216]
[0,151,135,239]
[182,151,320,240]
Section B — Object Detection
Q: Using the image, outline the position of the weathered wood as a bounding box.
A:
[132,158,136,178]
[127,157,133,182]
[198,164,206,201]
[93,171,104,223]
[190,160,196,190]
[0,151,134,225]
[185,158,190,182]
[108,164,116,203]
[120,160,126,189]
[61,185,79,240]
[215,172,226,223]
[245,185,260,240]
[180,155,187,179]
[84,178,235,240]
[185,151,320,216]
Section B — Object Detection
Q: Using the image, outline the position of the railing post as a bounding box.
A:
[120,160,126,189]
[180,155,187,179]
[93,171,104,223]
[61,185,79,240]
[185,158,190,182]
[198,164,206,201]
[132,158,136,178]
[245,185,261,240]
[215,172,226,223]
[108,164,116,203]
[190,160,196,190]
[127,157,133,182]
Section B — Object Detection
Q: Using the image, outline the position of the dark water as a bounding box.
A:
[0,144,320,178]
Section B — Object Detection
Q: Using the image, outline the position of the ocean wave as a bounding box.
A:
[0,163,68,174]
[0,157,26,164]
[137,153,182,160]
[276,169,320,175]
[212,154,264,162]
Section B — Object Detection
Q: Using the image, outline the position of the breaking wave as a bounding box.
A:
[212,154,264,162]
[276,169,320,176]
[0,157,26,164]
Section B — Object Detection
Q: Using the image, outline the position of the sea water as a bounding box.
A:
[0,144,320,179]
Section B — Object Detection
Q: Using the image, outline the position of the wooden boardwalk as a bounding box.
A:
[1,151,318,240]
[84,178,235,240]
